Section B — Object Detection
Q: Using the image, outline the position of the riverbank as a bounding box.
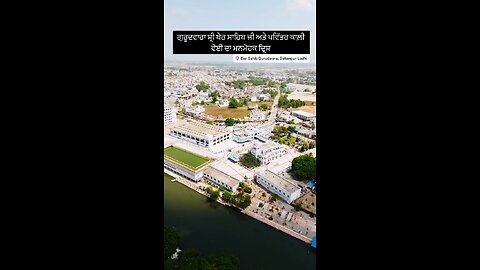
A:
[164,169,313,244]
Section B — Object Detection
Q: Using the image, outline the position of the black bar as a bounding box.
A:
[173,31,310,54]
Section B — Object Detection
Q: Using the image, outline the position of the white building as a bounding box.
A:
[292,110,316,122]
[250,141,286,165]
[185,105,205,117]
[249,108,264,121]
[256,170,302,204]
[171,121,231,149]
[164,100,177,126]
[218,100,229,107]
[203,97,213,103]
[250,96,257,102]
[258,94,270,101]
[203,167,240,192]
[164,146,212,182]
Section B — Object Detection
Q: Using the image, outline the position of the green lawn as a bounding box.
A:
[164,146,211,170]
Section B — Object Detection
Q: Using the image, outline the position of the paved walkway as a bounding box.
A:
[242,208,312,243]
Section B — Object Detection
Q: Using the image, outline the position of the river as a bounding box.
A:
[164,173,316,270]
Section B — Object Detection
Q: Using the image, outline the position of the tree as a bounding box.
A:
[207,255,240,270]
[239,152,260,168]
[259,104,269,111]
[232,193,251,209]
[244,186,252,194]
[209,90,220,98]
[221,191,232,202]
[229,98,240,108]
[225,118,238,126]
[232,79,247,89]
[273,125,286,135]
[210,190,220,200]
[195,81,210,91]
[291,154,316,180]
[268,89,278,99]
[287,125,296,133]
[269,194,279,203]
[164,226,181,259]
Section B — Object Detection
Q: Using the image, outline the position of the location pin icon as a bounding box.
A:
[236,56,239,60]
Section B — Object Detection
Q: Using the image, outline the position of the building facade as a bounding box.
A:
[164,102,177,126]
[203,167,240,192]
[164,158,206,182]
[256,170,302,204]
[292,110,316,122]
[171,121,231,149]
[185,105,205,117]
[250,141,286,165]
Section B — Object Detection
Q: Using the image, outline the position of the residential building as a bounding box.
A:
[258,94,270,101]
[250,141,286,165]
[185,105,205,117]
[218,100,229,107]
[249,108,264,121]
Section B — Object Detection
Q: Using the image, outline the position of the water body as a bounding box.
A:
[164,173,316,270]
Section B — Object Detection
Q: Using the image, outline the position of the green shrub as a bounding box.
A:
[210,190,220,200]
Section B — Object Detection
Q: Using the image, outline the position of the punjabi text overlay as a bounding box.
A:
[173,31,310,54]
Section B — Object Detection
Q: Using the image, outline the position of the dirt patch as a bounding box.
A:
[297,105,316,114]
[294,191,316,215]
[204,105,249,119]
[287,92,316,102]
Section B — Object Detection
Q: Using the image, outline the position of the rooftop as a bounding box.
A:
[256,141,281,150]
[259,170,301,193]
[254,135,268,142]
[164,146,212,170]
[292,110,316,117]
[204,166,241,188]
[172,121,228,138]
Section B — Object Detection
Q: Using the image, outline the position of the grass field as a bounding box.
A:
[164,146,211,170]
[204,101,273,119]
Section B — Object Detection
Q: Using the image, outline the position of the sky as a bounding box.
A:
[164,0,316,64]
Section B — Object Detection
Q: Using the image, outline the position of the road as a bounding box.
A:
[267,87,281,124]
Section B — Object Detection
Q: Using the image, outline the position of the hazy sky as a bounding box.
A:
[164,0,316,64]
